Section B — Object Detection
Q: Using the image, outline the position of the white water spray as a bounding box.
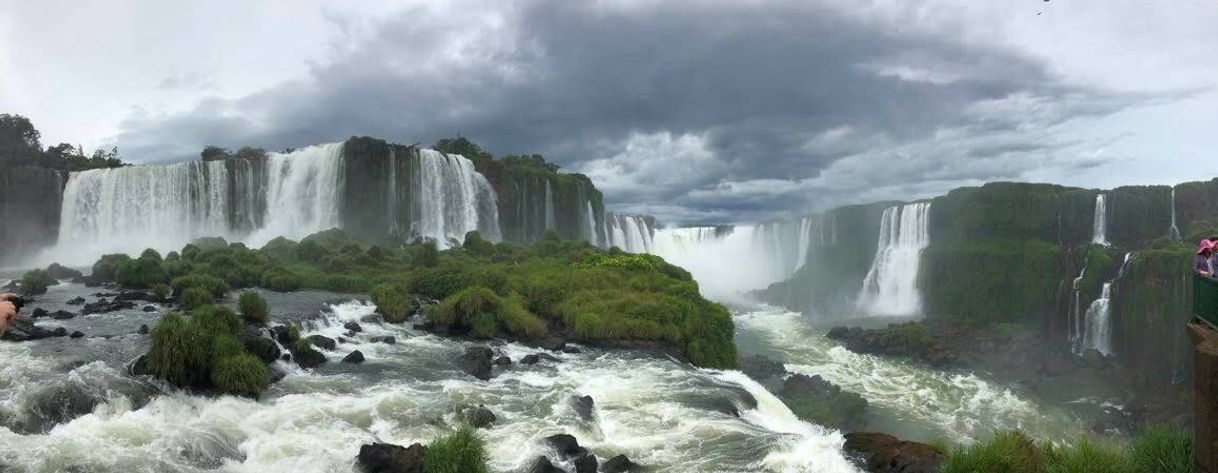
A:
[408,149,502,247]
[857,202,932,317]
[1081,283,1113,356]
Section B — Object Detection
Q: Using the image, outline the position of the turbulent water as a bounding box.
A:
[856,202,932,316]
[0,284,865,473]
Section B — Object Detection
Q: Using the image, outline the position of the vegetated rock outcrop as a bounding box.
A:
[738,354,868,431]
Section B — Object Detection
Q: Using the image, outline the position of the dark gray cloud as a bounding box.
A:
[111,0,1162,224]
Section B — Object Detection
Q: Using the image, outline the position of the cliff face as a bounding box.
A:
[0,165,66,264]
[761,179,1218,389]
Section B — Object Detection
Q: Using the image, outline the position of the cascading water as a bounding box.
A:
[603,213,655,253]
[856,202,932,317]
[753,216,820,277]
[1170,187,1181,240]
[56,159,233,262]
[584,200,599,246]
[651,226,792,302]
[246,143,346,247]
[544,181,556,231]
[1091,194,1109,246]
[1080,252,1134,357]
[1069,263,1087,351]
[387,148,400,237]
[407,149,502,247]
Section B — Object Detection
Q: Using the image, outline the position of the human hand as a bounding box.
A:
[0,299,15,336]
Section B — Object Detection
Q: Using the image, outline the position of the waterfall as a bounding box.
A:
[231,157,262,232]
[1069,264,1087,350]
[603,213,655,253]
[544,180,556,231]
[57,159,233,259]
[1081,283,1114,356]
[752,216,820,277]
[408,149,502,247]
[857,202,932,317]
[387,148,400,237]
[246,143,346,246]
[1091,194,1109,246]
[652,226,783,301]
[1170,187,1181,240]
[584,200,598,246]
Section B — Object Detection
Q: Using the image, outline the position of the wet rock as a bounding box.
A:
[779,374,868,431]
[457,404,497,428]
[562,346,582,354]
[494,356,511,367]
[272,325,294,345]
[65,296,86,305]
[46,263,84,280]
[307,335,337,351]
[739,354,788,381]
[529,456,562,473]
[371,336,397,345]
[269,366,288,384]
[281,353,292,362]
[572,395,595,422]
[293,346,326,369]
[1,319,65,341]
[343,321,363,333]
[115,291,150,302]
[544,434,587,459]
[357,442,425,473]
[82,299,135,315]
[343,350,366,364]
[574,454,598,473]
[461,347,494,380]
[142,305,157,312]
[1081,349,1107,370]
[49,310,77,320]
[602,454,642,473]
[827,323,955,368]
[541,337,566,352]
[521,353,561,365]
[843,432,945,473]
[128,354,152,376]
[243,329,282,364]
[137,324,150,335]
[69,331,84,338]
[31,307,48,318]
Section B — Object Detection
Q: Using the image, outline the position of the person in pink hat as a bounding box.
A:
[1196,239,1215,277]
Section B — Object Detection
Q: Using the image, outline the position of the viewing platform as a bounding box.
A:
[1191,274,1218,472]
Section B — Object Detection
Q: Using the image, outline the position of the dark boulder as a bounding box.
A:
[343,350,366,364]
[1,319,65,341]
[269,366,288,384]
[273,325,294,345]
[779,374,867,431]
[293,347,326,369]
[243,329,282,364]
[540,337,566,352]
[371,336,397,345]
[521,353,561,365]
[602,454,642,473]
[82,299,135,315]
[49,310,76,320]
[343,321,363,333]
[1081,349,1107,370]
[494,356,512,367]
[65,296,86,305]
[739,354,788,381]
[529,456,562,473]
[460,347,494,380]
[128,354,151,376]
[458,404,497,428]
[69,331,84,338]
[31,307,47,318]
[572,395,595,422]
[46,263,84,280]
[307,335,337,351]
[843,432,945,473]
[562,346,582,354]
[574,454,598,473]
[115,291,150,302]
[357,442,425,473]
[142,305,157,312]
[137,324,150,335]
[544,434,588,459]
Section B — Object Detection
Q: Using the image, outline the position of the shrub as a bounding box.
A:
[116,256,168,288]
[151,283,171,302]
[210,353,270,399]
[295,239,328,262]
[416,240,439,267]
[172,274,230,298]
[238,291,270,325]
[470,313,496,339]
[1043,437,1131,473]
[371,284,413,323]
[423,426,489,473]
[1130,426,1192,473]
[139,248,163,262]
[191,305,242,337]
[19,269,53,295]
[462,231,495,256]
[91,254,131,282]
[181,244,200,261]
[432,286,498,329]
[179,287,212,310]
[260,267,302,292]
[146,312,210,387]
[410,266,473,300]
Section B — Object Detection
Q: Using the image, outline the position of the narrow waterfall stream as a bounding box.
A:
[856,202,932,316]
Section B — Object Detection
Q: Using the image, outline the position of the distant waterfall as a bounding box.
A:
[247,143,346,246]
[857,202,932,316]
[1081,283,1114,356]
[544,181,556,231]
[407,149,502,246]
[58,159,233,259]
[1069,263,1087,351]
[652,225,783,301]
[753,216,821,277]
[584,200,599,246]
[1091,194,1109,246]
[603,213,654,253]
[1170,188,1181,240]
[387,148,400,237]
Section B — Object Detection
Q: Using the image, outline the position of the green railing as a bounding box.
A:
[1196,274,1218,329]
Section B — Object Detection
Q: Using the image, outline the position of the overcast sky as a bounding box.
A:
[2,0,1215,224]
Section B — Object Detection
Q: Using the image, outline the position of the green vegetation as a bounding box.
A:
[92,227,736,369]
[146,305,271,398]
[19,268,53,295]
[116,253,169,288]
[1,113,126,171]
[91,254,132,283]
[423,426,490,473]
[780,383,867,431]
[941,428,1193,473]
[238,291,270,325]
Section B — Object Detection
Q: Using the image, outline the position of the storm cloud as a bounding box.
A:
[96,0,1208,223]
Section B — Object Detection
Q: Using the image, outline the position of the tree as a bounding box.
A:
[0,114,41,157]
[200,146,231,161]
[233,146,267,160]
[433,137,491,161]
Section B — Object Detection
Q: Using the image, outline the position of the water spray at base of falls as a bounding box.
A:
[856,202,932,317]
